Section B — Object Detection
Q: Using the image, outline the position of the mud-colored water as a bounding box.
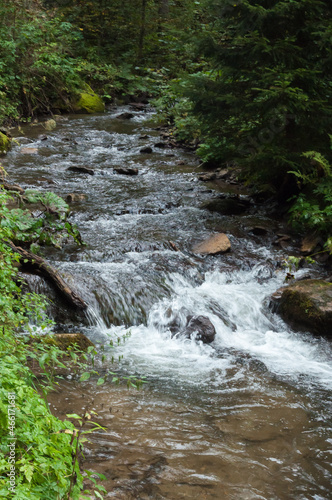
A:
[3,108,332,499]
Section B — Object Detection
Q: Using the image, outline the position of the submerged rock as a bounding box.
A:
[201,197,250,215]
[270,279,332,337]
[0,132,12,154]
[20,147,38,154]
[193,233,231,255]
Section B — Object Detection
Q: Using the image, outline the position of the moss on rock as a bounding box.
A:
[0,131,11,154]
[271,279,332,337]
[73,85,105,114]
[49,333,94,351]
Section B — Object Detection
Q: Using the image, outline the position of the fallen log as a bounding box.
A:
[8,241,87,310]
[1,180,25,194]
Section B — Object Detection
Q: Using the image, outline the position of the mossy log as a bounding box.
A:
[8,241,87,310]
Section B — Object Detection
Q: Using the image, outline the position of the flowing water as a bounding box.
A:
[3,108,332,499]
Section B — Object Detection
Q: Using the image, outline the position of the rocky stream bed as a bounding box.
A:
[2,106,332,499]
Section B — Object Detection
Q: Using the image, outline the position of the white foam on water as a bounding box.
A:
[96,266,332,389]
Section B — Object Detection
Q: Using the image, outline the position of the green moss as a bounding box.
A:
[278,280,332,337]
[30,333,94,352]
[73,86,105,114]
[0,131,11,154]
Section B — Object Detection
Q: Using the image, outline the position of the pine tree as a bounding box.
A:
[190,0,332,189]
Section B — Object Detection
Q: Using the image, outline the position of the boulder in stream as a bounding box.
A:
[114,167,138,176]
[170,315,216,344]
[116,112,134,120]
[185,316,216,343]
[193,233,231,255]
[270,279,332,337]
[67,166,95,175]
[140,146,153,154]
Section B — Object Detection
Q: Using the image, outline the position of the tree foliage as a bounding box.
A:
[188,0,332,186]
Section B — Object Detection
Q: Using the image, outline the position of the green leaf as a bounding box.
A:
[79,372,91,382]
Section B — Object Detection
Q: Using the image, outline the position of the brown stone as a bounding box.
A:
[300,234,323,255]
[52,333,94,351]
[270,279,332,337]
[21,147,38,154]
[193,233,231,255]
[66,193,87,203]
[198,172,217,182]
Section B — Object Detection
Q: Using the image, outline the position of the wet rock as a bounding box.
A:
[198,172,217,182]
[116,112,134,120]
[154,142,167,148]
[270,279,332,337]
[46,333,94,351]
[43,119,57,131]
[67,166,95,175]
[61,136,78,145]
[201,197,250,215]
[66,193,87,203]
[139,134,149,140]
[185,316,216,343]
[140,146,153,154]
[129,102,147,110]
[300,234,323,255]
[215,168,229,180]
[39,134,48,141]
[273,234,292,248]
[114,167,138,176]
[170,315,216,344]
[249,226,269,236]
[193,233,231,255]
[20,147,38,154]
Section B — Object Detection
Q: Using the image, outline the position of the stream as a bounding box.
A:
[3,108,332,499]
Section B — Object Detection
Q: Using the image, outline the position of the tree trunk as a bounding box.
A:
[138,0,147,61]
[8,241,88,310]
[158,0,169,17]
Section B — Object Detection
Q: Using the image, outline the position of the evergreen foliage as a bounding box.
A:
[187,0,332,189]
